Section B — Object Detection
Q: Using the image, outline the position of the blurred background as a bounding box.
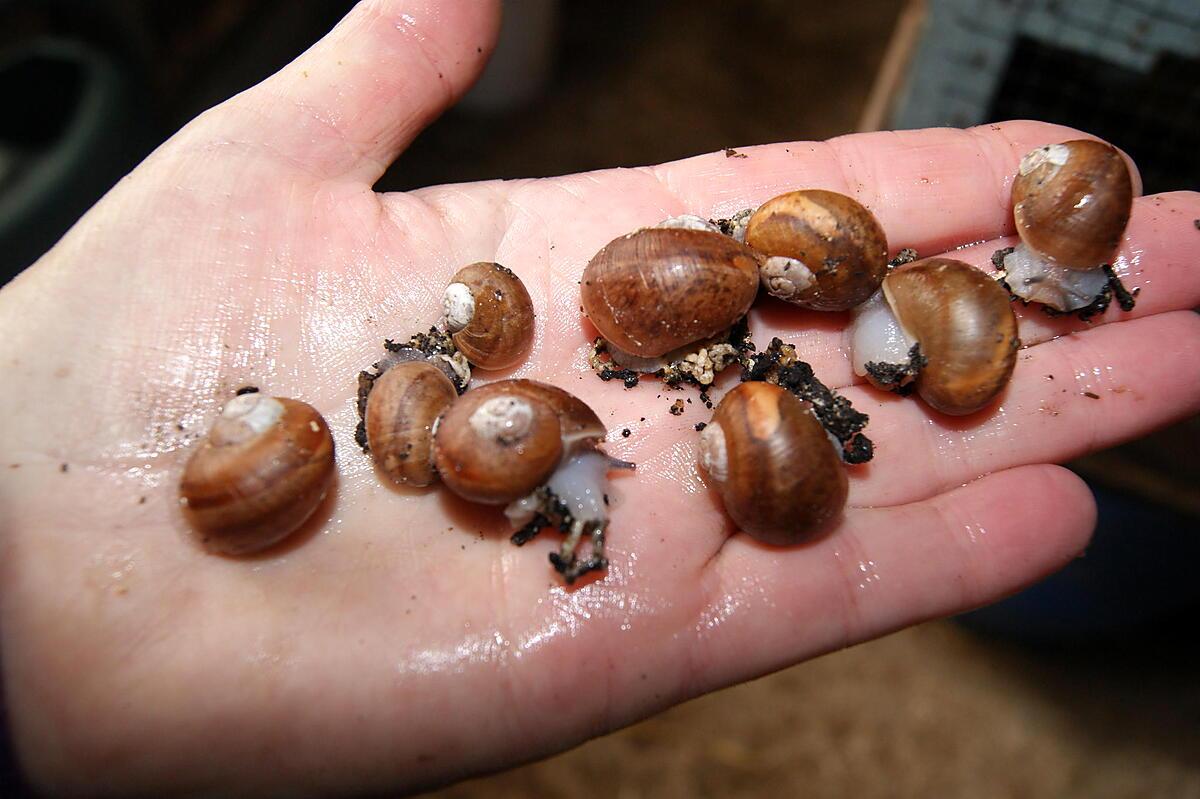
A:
[1,0,1198,795]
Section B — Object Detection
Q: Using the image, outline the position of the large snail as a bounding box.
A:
[581,225,761,364]
[998,140,1134,314]
[744,189,889,311]
[698,382,848,544]
[850,258,1019,416]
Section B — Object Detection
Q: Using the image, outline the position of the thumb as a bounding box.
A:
[188,0,501,184]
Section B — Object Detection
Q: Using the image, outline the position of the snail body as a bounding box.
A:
[443,262,535,369]
[850,258,1018,416]
[364,361,458,486]
[581,227,760,358]
[1001,140,1133,311]
[180,394,335,554]
[698,382,847,545]
[744,190,888,311]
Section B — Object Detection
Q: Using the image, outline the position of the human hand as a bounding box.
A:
[1,1,1197,795]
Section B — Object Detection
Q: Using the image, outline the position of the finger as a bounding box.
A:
[652,120,1142,257]
[754,189,1200,390]
[402,120,1110,281]
[846,309,1200,508]
[189,0,500,183]
[688,464,1094,691]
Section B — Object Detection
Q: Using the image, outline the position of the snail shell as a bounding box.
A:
[581,227,761,358]
[1012,140,1132,269]
[433,379,605,504]
[180,394,335,554]
[884,258,1019,416]
[365,360,458,486]
[698,382,847,545]
[443,262,535,369]
[744,189,888,311]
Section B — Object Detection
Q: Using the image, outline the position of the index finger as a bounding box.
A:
[652,120,1143,256]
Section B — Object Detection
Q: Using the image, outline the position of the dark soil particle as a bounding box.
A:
[888,248,919,268]
[1083,391,1101,399]
[510,487,607,584]
[621,428,631,437]
[669,399,686,416]
[599,367,641,388]
[512,516,548,547]
[991,245,1015,271]
[743,338,874,464]
[723,147,748,159]
[865,343,926,396]
[694,422,707,432]
[60,463,68,473]
[1104,265,1138,313]
[234,385,259,396]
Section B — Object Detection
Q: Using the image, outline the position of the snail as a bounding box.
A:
[581,226,761,361]
[443,262,535,370]
[179,393,336,555]
[744,189,889,311]
[998,140,1134,313]
[433,379,633,582]
[698,381,847,545]
[364,360,458,486]
[849,258,1019,416]
[355,335,469,455]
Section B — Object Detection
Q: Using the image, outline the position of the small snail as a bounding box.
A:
[744,190,889,311]
[999,140,1134,313]
[850,258,1018,416]
[443,262,535,369]
[698,382,847,545]
[364,360,458,486]
[434,379,633,581]
[180,393,336,555]
[581,226,761,360]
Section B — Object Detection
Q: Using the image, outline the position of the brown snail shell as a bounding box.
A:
[1012,140,1132,269]
[180,394,335,554]
[698,382,847,545]
[581,227,761,358]
[443,262,535,369]
[885,258,1019,416]
[365,360,458,486]
[744,189,888,311]
[433,379,605,505]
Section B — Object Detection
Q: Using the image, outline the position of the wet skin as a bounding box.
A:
[1,1,1198,795]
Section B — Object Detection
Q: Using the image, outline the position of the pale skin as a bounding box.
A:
[1,1,1198,795]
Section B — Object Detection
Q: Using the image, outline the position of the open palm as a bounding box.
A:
[2,2,1197,795]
